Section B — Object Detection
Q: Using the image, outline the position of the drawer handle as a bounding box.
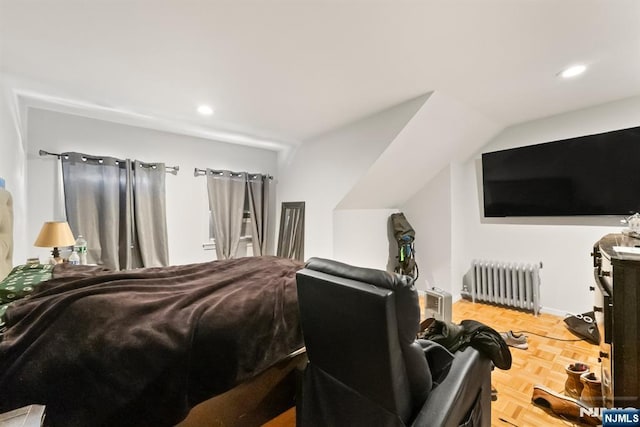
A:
[600,270,611,277]
[593,306,603,313]
[599,351,609,359]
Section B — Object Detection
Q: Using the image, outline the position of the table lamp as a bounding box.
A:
[34,221,76,264]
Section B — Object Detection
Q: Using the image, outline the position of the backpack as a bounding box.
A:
[390,212,418,279]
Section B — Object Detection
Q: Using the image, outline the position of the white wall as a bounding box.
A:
[0,74,27,266]
[277,95,427,261]
[332,91,499,291]
[454,95,640,315]
[25,108,278,265]
[400,165,452,292]
[333,209,398,270]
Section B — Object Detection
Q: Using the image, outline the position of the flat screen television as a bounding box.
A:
[482,126,640,217]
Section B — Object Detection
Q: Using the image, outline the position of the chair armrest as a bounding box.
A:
[417,339,454,384]
[411,347,492,427]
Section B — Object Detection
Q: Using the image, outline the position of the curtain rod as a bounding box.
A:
[193,168,273,180]
[39,150,180,175]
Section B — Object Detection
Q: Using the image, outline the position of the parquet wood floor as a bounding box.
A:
[264,300,600,427]
[453,300,599,427]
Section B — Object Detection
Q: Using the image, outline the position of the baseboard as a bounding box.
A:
[539,306,568,317]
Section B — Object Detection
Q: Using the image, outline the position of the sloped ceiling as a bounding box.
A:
[337,91,501,209]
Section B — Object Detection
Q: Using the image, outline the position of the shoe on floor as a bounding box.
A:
[531,384,600,426]
[565,362,589,399]
[500,331,528,349]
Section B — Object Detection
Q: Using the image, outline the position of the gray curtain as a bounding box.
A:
[61,152,169,270]
[121,158,138,270]
[133,161,169,267]
[206,170,246,260]
[246,174,271,256]
[62,153,126,269]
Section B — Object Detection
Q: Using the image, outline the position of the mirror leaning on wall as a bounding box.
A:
[277,202,305,261]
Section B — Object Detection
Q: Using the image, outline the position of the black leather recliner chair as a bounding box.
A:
[296,258,492,427]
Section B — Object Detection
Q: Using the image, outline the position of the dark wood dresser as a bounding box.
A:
[592,234,640,408]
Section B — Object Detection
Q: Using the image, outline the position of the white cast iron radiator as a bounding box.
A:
[468,260,542,316]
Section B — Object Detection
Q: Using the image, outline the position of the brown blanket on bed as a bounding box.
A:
[0,256,304,427]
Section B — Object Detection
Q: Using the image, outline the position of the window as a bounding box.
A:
[205,210,254,256]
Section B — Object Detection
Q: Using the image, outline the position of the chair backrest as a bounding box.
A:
[296,258,432,423]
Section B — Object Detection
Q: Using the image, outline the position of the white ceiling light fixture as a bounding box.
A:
[559,64,587,79]
[197,104,214,116]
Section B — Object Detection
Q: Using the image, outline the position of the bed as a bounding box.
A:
[0,188,306,427]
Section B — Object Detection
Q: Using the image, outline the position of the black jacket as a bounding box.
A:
[419,318,512,370]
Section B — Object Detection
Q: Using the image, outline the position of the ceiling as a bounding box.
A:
[1,0,639,150]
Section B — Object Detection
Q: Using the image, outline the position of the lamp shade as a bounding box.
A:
[34,221,76,248]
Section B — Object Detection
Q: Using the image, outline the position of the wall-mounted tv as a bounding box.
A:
[482,126,640,217]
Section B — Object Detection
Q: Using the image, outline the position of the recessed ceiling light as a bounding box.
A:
[559,64,587,79]
[197,105,214,116]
